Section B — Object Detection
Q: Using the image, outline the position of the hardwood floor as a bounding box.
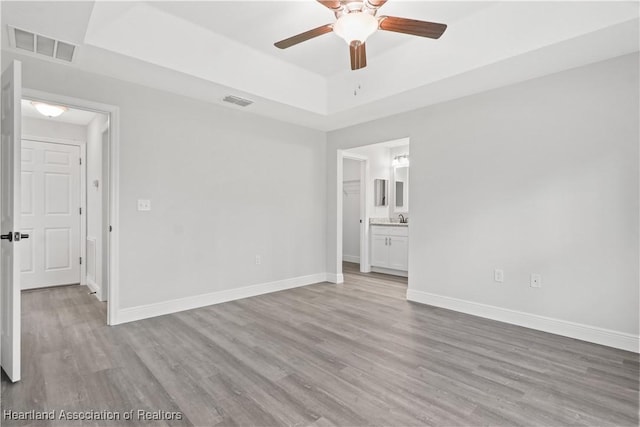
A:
[2,262,638,426]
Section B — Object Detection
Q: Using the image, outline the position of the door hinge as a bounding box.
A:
[79,257,82,265]
[79,207,82,215]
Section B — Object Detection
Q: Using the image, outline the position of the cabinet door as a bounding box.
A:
[371,235,389,268]
[388,236,408,271]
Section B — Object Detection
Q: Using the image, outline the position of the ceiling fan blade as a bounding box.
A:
[349,41,367,70]
[379,16,447,39]
[317,0,342,10]
[274,24,334,49]
[366,0,388,8]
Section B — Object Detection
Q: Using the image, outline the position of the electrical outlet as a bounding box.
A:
[137,199,151,211]
[494,269,504,283]
[255,255,261,265]
[530,274,542,288]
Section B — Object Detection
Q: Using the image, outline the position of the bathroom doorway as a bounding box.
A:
[337,138,410,282]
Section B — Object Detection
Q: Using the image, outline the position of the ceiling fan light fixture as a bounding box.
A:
[333,12,379,44]
[31,101,68,118]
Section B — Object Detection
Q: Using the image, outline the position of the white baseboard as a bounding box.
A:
[342,255,360,263]
[115,273,329,325]
[371,266,408,278]
[406,289,639,353]
[326,273,344,284]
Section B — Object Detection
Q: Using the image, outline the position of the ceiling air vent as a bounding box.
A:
[8,26,77,63]
[223,95,253,107]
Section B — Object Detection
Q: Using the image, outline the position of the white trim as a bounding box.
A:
[371,266,408,277]
[23,89,120,326]
[342,255,360,263]
[406,289,640,353]
[116,273,329,325]
[21,135,87,288]
[326,273,344,284]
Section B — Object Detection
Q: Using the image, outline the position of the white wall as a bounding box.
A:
[327,54,639,347]
[22,116,86,142]
[342,158,360,262]
[86,113,109,299]
[6,51,327,319]
[343,157,360,181]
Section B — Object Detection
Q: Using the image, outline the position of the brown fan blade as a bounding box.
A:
[379,16,447,39]
[274,24,333,49]
[365,0,388,8]
[317,0,342,10]
[349,41,367,70]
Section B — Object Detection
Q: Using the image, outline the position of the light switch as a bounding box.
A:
[137,199,151,211]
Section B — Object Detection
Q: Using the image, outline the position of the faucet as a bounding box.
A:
[398,214,406,224]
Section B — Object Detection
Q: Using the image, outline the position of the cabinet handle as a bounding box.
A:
[385,237,388,246]
[389,238,392,246]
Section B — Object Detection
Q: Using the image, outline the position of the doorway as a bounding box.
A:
[341,154,369,274]
[21,97,111,302]
[337,138,410,283]
[1,62,121,382]
[0,78,120,383]
[342,158,361,264]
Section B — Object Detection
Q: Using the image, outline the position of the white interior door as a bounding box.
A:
[21,140,81,289]
[1,61,22,382]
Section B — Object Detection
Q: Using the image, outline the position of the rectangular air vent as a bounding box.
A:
[223,95,253,107]
[8,26,77,63]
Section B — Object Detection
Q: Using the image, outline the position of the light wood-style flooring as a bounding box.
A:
[2,262,638,426]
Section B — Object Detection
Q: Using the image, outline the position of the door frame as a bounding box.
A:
[20,136,87,288]
[22,89,120,326]
[337,150,371,280]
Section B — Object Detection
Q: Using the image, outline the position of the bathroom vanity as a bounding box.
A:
[370,223,408,276]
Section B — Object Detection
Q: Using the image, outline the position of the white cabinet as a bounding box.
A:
[388,235,408,270]
[371,235,389,267]
[370,225,408,273]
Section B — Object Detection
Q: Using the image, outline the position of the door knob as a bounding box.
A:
[0,232,12,242]
[8,232,30,242]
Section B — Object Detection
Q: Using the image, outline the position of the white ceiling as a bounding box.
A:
[21,99,98,126]
[148,1,493,77]
[2,1,638,131]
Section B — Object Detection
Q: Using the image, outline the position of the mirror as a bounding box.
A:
[394,166,409,212]
[374,179,388,206]
[396,181,404,207]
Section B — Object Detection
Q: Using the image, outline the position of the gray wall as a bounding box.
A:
[327,53,639,336]
[6,52,327,311]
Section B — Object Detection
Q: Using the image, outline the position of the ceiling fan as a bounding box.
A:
[274,0,447,71]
